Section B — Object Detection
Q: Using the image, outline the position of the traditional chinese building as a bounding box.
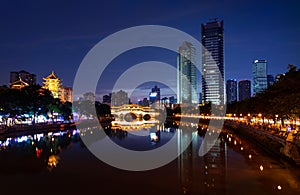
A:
[10,78,29,89]
[43,71,61,98]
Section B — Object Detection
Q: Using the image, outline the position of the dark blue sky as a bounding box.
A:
[0,0,299,100]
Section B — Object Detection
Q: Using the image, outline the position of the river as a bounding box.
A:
[0,123,299,194]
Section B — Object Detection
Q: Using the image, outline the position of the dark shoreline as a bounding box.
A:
[223,120,300,166]
[0,123,76,139]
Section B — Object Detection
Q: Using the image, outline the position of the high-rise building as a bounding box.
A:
[149,85,160,104]
[201,20,225,105]
[83,92,95,102]
[43,71,61,98]
[177,41,197,104]
[10,70,36,87]
[252,60,267,96]
[111,90,129,106]
[238,80,251,101]
[226,79,237,104]
[60,86,73,103]
[267,74,274,87]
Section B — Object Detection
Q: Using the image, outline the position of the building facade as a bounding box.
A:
[252,60,267,96]
[149,85,160,104]
[177,41,197,104]
[238,80,251,101]
[201,20,225,105]
[111,90,129,106]
[60,86,73,102]
[226,79,237,104]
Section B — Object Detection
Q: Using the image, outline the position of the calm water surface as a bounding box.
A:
[0,125,299,195]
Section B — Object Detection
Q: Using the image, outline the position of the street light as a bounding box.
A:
[258,113,262,117]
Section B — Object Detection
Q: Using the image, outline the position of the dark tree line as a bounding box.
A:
[227,64,300,125]
[0,85,72,125]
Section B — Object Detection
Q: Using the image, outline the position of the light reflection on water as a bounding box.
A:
[0,124,299,194]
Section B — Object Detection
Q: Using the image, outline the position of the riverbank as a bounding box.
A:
[0,122,76,139]
[224,120,300,166]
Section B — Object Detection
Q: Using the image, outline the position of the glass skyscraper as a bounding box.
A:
[252,60,267,96]
[177,41,197,104]
[238,80,251,101]
[226,79,237,104]
[201,20,225,105]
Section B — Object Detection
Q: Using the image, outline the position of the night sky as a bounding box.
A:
[0,0,299,101]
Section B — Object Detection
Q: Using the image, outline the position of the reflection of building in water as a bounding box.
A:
[111,104,159,131]
[178,127,196,194]
[201,134,227,194]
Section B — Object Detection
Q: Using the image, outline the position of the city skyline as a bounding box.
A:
[0,1,299,101]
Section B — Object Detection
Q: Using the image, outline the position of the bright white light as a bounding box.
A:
[16,136,28,143]
[277,185,282,190]
[150,133,158,141]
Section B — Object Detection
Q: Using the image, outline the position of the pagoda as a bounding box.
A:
[43,71,61,98]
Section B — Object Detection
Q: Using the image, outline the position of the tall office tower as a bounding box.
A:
[177,41,197,104]
[252,60,267,96]
[226,79,237,104]
[267,74,274,87]
[238,80,251,101]
[10,70,36,86]
[201,20,225,105]
[149,85,160,103]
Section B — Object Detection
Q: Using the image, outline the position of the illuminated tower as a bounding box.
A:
[252,60,267,96]
[43,71,61,98]
[201,19,225,105]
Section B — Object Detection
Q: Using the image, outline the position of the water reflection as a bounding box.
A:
[0,130,79,173]
[0,121,300,194]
